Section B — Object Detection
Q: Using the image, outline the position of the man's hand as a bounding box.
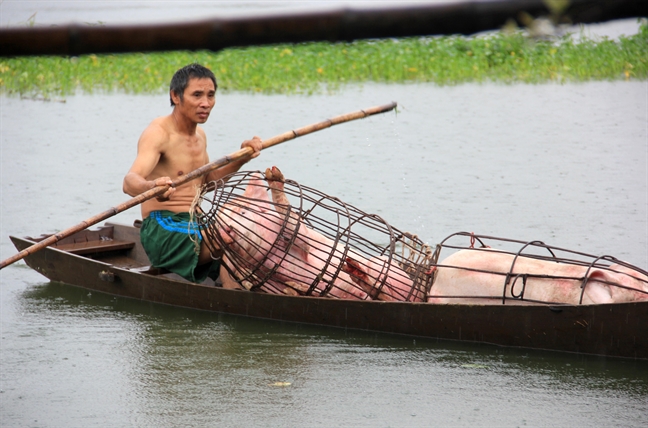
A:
[242,136,263,159]
[152,176,175,202]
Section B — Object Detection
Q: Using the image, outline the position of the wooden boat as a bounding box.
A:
[10,222,647,360]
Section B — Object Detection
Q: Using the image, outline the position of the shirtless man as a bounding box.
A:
[123,63,262,284]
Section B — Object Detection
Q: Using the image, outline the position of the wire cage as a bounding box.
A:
[428,232,648,305]
[192,170,435,301]
[190,169,648,305]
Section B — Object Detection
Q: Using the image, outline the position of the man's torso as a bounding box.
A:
[141,116,209,218]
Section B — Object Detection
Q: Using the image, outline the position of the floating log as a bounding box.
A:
[0,0,646,57]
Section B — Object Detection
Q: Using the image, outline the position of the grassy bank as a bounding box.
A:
[1,22,646,98]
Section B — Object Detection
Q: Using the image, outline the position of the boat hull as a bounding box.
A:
[9,223,648,360]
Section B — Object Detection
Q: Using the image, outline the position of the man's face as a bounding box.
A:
[174,77,216,123]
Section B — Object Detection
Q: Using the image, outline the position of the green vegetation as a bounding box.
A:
[1,21,646,98]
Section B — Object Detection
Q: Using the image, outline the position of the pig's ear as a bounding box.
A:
[609,263,648,287]
[242,173,272,212]
[583,270,614,304]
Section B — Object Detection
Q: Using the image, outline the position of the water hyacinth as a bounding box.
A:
[0,21,646,98]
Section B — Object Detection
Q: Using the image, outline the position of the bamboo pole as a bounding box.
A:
[0,102,397,270]
[1,0,645,57]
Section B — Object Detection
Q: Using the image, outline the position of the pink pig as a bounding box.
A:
[343,255,425,302]
[428,248,648,305]
[215,167,423,301]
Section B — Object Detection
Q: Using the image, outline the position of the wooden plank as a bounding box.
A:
[128,265,170,276]
[53,239,135,255]
[107,222,150,264]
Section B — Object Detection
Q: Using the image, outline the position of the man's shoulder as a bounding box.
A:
[147,115,173,134]
[140,116,172,145]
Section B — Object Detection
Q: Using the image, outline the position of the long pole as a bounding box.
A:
[0,102,397,270]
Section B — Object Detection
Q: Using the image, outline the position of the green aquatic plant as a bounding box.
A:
[1,21,646,98]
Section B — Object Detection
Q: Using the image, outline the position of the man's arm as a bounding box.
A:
[123,125,175,200]
[204,136,263,183]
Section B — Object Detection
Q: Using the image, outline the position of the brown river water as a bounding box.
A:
[1,81,647,427]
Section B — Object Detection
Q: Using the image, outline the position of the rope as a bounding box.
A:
[188,183,205,255]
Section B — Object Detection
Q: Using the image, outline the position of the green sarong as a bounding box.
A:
[140,211,220,283]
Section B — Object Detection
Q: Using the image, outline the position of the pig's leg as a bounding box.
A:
[265,166,311,254]
[265,166,290,206]
[219,265,243,290]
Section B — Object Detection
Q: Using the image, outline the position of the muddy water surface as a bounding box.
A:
[1,81,647,427]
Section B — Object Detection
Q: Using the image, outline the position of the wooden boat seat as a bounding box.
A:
[54,239,136,255]
[128,265,170,275]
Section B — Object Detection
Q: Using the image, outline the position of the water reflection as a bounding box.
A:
[16,281,648,425]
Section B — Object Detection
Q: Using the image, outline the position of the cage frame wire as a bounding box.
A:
[192,170,435,301]
[430,232,648,305]
[191,172,647,305]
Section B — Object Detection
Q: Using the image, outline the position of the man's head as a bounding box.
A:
[169,63,217,107]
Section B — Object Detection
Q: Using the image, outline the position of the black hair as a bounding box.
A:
[169,63,217,107]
